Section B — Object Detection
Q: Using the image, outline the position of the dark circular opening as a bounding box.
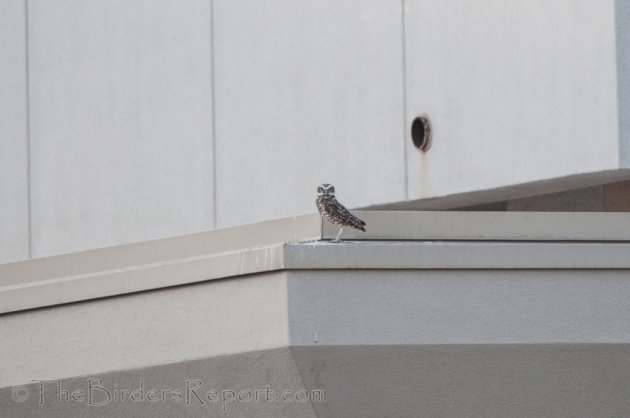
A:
[411,115,432,152]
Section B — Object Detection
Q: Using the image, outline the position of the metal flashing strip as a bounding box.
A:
[325,211,630,241]
[0,214,320,314]
[0,245,286,315]
[283,241,630,270]
[0,213,321,287]
[1,211,630,314]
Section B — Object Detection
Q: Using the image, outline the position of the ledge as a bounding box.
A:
[1,211,630,314]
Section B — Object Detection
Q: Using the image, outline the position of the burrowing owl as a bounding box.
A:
[315,183,366,243]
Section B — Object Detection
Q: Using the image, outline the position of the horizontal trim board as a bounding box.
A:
[284,241,630,270]
[0,214,321,285]
[2,211,630,314]
[326,211,630,241]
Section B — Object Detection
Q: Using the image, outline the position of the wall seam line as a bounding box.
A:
[24,0,32,258]
[401,0,409,200]
[210,0,218,228]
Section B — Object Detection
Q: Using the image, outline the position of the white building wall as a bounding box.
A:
[405,0,621,199]
[1,0,629,260]
[618,0,630,167]
[213,0,406,227]
[27,0,214,257]
[0,0,29,263]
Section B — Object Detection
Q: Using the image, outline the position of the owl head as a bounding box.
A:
[317,183,335,196]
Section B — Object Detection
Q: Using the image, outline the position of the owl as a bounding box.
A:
[315,183,366,243]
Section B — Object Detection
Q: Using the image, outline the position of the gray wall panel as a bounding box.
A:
[28,0,214,257]
[214,0,406,227]
[288,270,630,345]
[0,0,29,263]
[405,0,620,199]
[617,0,630,167]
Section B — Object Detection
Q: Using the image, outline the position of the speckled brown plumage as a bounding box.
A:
[315,184,366,242]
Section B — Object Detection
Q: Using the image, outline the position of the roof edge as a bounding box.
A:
[2,211,630,314]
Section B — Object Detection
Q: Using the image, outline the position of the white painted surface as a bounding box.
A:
[5,211,630,314]
[0,271,289,388]
[288,270,630,345]
[1,1,630,261]
[213,0,406,227]
[618,0,630,166]
[0,213,319,286]
[324,211,630,241]
[0,244,285,314]
[405,0,621,199]
[284,241,630,270]
[0,0,29,263]
[28,0,214,257]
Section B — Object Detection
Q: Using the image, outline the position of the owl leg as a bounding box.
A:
[332,227,344,243]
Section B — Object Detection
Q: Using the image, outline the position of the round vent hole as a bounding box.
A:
[411,115,432,152]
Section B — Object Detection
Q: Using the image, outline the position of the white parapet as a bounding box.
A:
[2,211,630,417]
[2,211,630,314]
